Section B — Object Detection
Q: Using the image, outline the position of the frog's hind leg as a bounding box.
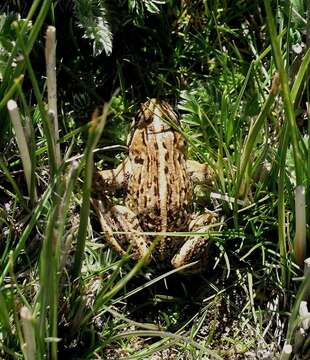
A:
[92,199,150,262]
[171,211,217,272]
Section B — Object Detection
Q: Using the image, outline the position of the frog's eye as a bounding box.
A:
[135,110,153,128]
[135,99,180,129]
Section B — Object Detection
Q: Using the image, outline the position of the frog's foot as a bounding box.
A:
[171,211,218,272]
[92,199,150,262]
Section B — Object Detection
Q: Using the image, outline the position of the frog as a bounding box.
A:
[92,98,216,271]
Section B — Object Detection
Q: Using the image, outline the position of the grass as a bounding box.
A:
[0,1,310,359]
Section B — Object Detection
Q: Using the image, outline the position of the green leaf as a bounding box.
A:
[74,0,113,56]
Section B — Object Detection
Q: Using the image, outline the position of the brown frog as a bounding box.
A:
[92,98,215,271]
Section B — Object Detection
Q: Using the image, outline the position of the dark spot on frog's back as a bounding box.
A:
[164,166,169,174]
[154,142,159,150]
[134,156,144,164]
[164,152,169,161]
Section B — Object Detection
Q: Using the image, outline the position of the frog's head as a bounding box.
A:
[134,98,180,131]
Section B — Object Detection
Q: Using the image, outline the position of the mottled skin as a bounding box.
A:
[93,99,214,270]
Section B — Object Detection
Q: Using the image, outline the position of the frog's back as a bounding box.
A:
[125,99,193,232]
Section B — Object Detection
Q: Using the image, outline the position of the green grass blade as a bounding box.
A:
[0,0,52,100]
[110,330,224,360]
[291,47,310,104]
[38,162,79,357]
[0,178,55,286]
[14,21,57,176]
[0,75,24,110]
[0,291,11,334]
[72,101,111,279]
[234,73,279,215]
[264,0,304,185]
[0,156,29,210]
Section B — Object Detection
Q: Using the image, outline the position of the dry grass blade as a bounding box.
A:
[45,26,61,167]
[20,307,36,360]
[294,186,306,267]
[7,100,35,199]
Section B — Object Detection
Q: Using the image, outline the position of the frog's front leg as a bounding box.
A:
[171,211,217,272]
[186,159,213,185]
[93,158,132,193]
[92,198,150,261]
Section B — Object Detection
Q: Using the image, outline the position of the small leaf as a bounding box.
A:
[144,0,167,14]
[144,0,160,14]
[74,0,113,56]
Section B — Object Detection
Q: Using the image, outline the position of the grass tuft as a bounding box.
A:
[0,1,309,359]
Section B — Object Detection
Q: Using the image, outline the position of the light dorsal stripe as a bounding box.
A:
[152,102,168,232]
